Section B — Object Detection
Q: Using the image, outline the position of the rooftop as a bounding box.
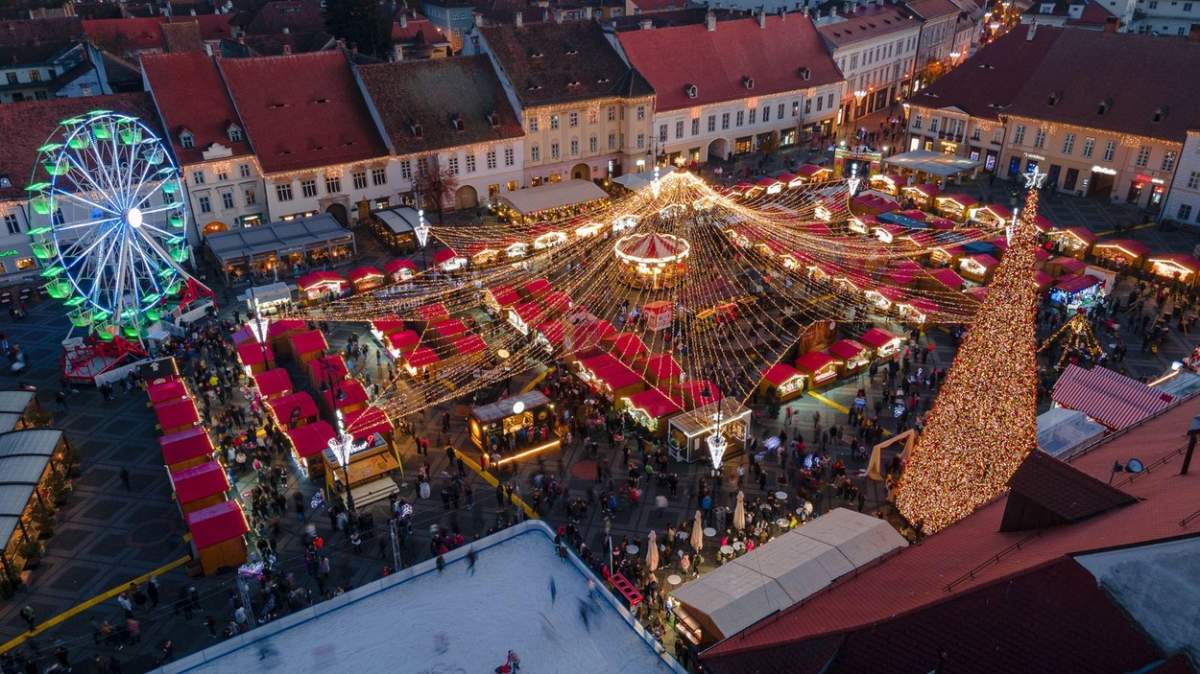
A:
[217,50,388,174]
[617,15,843,113]
[141,51,253,164]
[816,5,921,47]
[906,0,962,19]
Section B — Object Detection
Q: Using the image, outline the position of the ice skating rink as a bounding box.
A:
[158,522,683,674]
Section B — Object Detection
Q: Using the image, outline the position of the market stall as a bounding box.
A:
[415,302,451,323]
[1147,253,1200,286]
[370,208,420,252]
[828,339,871,376]
[386,330,421,358]
[923,267,965,292]
[297,271,349,304]
[793,163,833,185]
[161,427,215,472]
[169,460,229,515]
[898,297,938,323]
[1092,239,1149,270]
[236,341,274,376]
[1048,226,1096,259]
[285,420,334,479]
[494,179,609,224]
[1050,274,1104,310]
[0,429,70,576]
[186,500,249,576]
[403,346,441,377]
[468,391,560,460]
[369,317,407,343]
[794,351,839,389]
[322,378,369,416]
[268,392,319,430]
[576,353,644,400]
[266,319,307,359]
[383,258,417,283]
[969,203,1013,229]
[868,173,904,195]
[667,398,751,464]
[644,353,683,388]
[933,193,977,221]
[759,363,806,402]
[432,247,467,272]
[623,389,682,436]
[308,354,348,390]
[643,301,673,332]
[147,378,188,406]
[485,285,521,313]
[347,266,385,293]
[958,253,999,284]
[155,398,199,435]
[610,332,649,365]
[859,327,903,358]
[252,368,293,401]
[899,183,939,208]
[451,333,488,362]
[324,408,400,508]
[289,329,328,366]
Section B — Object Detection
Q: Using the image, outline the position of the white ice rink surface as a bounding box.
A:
[161,522,683,674]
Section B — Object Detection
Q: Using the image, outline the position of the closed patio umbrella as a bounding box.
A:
[646,530,659,573]
[733,490,746,531]
[690,510,704,553]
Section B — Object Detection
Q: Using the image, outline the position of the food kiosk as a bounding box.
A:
[347,266,385,293]
[324,407,400,508]
[169,460,229,515]
[667,398,751,464]
[289,329,328,366]
[322,379,369,416]
[859,327,903,358]
[794,351,840,389]
[1091,239,1149,270]
[297,271,348,304]
[252,368,293,401]
[286,420,334,479]
[268,392,319,430]
[828,339,871,376]
[161,427,215,473]
[308,354,348,390]
[1048,226,1096,259]
[186,500,249,576]
[236,341,274,376]
[1147,253,1200,286]
[468,391,560,460]
[155,398,199,434]
[759,363,806,402]
[933,193,977,221]
[147,378,189,406]
[266,319,307,359]
[623,389,682,436]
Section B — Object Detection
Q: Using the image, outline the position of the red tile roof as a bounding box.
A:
[910,24,1065,120]
[218,50,388,173]
[0,17,83,47]
[286,419,335,458]
[618,15,843,113]
[170,460,229,504]
[143,51,252,164]
[1051,364,1174,430]
[703,392,1200,664]
[83,15,233,54]
[1000,449,1135,531]
[816,5,920,47]
[704,557,1171,674]
[906,0,961,19]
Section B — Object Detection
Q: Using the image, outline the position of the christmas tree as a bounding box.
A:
[894,177,1043,534]
[1040,310,1105,370]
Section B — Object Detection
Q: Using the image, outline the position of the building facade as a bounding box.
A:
[618,12,845,165]
[907,0,964,85]
[475,21,655,184]
[817,6,921,125]
[1161,130,1200,225]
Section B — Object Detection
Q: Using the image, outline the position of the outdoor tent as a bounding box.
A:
[1036,407,1106,459]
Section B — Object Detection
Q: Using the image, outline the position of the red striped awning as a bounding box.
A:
[1051,364,1173,430]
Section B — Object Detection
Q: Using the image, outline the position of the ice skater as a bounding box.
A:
[578,599,591,631]
[436,555,445,573]
[466,547,477,575]
[549,577,557,604]
[507,650,521,671]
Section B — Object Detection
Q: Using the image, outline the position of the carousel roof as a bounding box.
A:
[615,232,691,262]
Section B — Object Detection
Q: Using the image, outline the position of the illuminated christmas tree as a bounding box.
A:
[1039,310,1105,370]
[894,176,1043,534]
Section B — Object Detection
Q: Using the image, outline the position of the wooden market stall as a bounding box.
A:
[1147,253,1200,286]
[610,332,649,366]
[266,319,307,359]
[268,392,319,430]
[958,253,999,284]
[933,193,978,221]
[323,407,400,508]
[794,351,840,389]
[415,302,451,323]
[161,427,215,472]
[347,266,385,293]
[285,420,334,479]
[369,316,407,343]
[485,285,521,313]
[386,330,421,358]
[576,353,645,401]
[1047,226,1097,259]
[289,329,328,366]
[146,378,188,407]
[307,354,348,390]
[899,183,939,208]
[969,203,1013,229]
[794,163,833,185]
[236,341,274,376]
[1092,239,1149,270]
[869,173,904,195]
[185,500,249,576]
[252,368,293,401]
[828,339,871,376]
[403,346,441,377]
[644,353,683,389]
[468,391,560,460]
[450,333,488,364]
[154,398,199,435]
[759,363,806,402]
[322,379,369,416]
[168,460,229,515]
[623,389,682,437]
[383,258,417,283]
[297,271,348,304]
[860,327,903,358]
[667,398,751,464]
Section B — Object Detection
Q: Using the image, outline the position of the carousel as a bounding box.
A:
[613,232,691,290]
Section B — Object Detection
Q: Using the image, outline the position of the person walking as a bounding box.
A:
[19,605,35,631]
[119,467,131,492]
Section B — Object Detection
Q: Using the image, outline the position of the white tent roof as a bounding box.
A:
[672,508,907,639]
[375,207,419,235]
[1037,407,1106,459]
[497,179,607,215]
[613,168,671,191]
[883,150,980,178]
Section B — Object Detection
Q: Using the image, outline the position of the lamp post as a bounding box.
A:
[246,286,271,369]
[328,409,366,517]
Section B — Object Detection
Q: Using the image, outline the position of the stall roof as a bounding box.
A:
[269,392,318,423]
[161,427,214,465]
[170,460,229,504]
[645,353,682,380]
[679,380,721,407]
[416,302,450,322]
[936,193,978,208]
[343,406,393,442]
[323,379,369,410]
[0,429,63,546]
[405,346,440,368]
[375,207,419,235]
[611,333,648,360]
[883,150,980,177]
[186,500,249,549]
[497,179,608,215]
[1052,364,1173,430]
[1148,252,1200,273]
[672,508,907,639]
[253,368,293,398]
[388,330,421,350]
[1054,274,1100,293]
[205,215,352,265]
[286,420,336,459]
[432,319,469,339]
[297,270,348,291]
[347,266,384,282]
[671,398,748,437]
[1036,407,1106,459]
[1093,238,1150,257]
[859,327,900,349]
[290,329,328,355]
[155,398,198,430]
[236,341,269,366]
[795,351,836,373]
[471,391,552,425]
[370,317,406,335]
[928,267,964,290]
[453,333,487,357]
[762,363,801,387]
[625,389,682,419]
[147,379,188,405]
[309,355,348,384]
[0,390,35,414]
[267,319,307,339]
[384,258,417,276]
[828,339,868,360]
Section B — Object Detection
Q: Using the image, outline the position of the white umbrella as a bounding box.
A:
[690,510,704,553]
[646,530,659,573]
[733,491,746,531]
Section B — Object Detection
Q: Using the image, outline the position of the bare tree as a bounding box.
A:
[412,156,458,224]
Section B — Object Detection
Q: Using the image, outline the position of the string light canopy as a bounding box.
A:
[894,171,1045,535]
[288,171,1006,433]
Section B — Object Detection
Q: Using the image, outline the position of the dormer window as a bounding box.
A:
[450,114,464,131]
[567,80,581,88]
[1097,98,1111,115]
[797,66,811,81]
[486,111,500,128]
[1152,106,1168,123]
[564,43,579,56]
[409,121,423,138]
[742,76,755,90]
[528,48,544,58]
[179,129,194,149]
[596,76,611,84]
[684,83,698,99]
[1047,91,1060,106]
[227,124,243,142]
[1040,2,1054,12]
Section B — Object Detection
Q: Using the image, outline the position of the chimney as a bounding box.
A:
[640,18,653,29]
[1026,22,1037,40]
[554,8,564,23]
[705,10,716,30]
[400,13,408,28]
[282,26,290,34]
[780,8,786,20]
[283,43,292,55]
[1188,23,1200,42]
[1104,16,1118,32]
[758,9,767,28]
[515,11,523,27]
[843,1,851,16]
[475,12,484,26]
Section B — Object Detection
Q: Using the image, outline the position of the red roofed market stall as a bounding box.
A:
[186,500,249,576]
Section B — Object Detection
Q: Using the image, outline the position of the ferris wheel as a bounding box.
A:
[27,110,197,341]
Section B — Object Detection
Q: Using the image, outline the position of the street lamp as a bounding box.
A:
[414,208,430,248]
[246,286,271,369]
[328,409,367,516]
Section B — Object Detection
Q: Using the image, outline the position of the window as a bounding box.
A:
[1135,145,1150,167]
[301,179,317,198]
[529,117,539,132]
[691,118,700,136]
[504,147,515,166]
[913,114,923,130]
[228,125,243,142]
[827,93,834,110]
[418,157,429,176]
[180,132,193,149]
[707,115,716,132]
[816,96,823,112]
[551,142,560,159]
[1103,140,1116,162]
[749,108,757,125]
[1186,2,1193,10]
[550,115,559,130]
[792,100,800,117]
[531,145,541,162]
[721,113,730,130]
[636,106,645,120]
[1062,133,1075,155]
[352,171,367,190]
[929,118,939,133]
[217,168,228,182]
[736,111,744,127]
[399,160,412,180]
[465,154,476,173]
[608,133,616,150]
[589,136,597,153]
[659,124,668,143]
[1162,151,1176,171]
[636,134,645,149]
[972,127,981,141]
[1188,171,1200,189]
[1180,204,1194,222]
[588,108,597,125]
[244,189,256,206]
[221,192,234,209]
[778,103,785,119]
[607,107,616,122]
[239,164,251,178]
[569,139,578,156]
[1082,137,1095,158]
[198,195,211,213]
[568,112,578,128]
[1012,124,1026,145]
[4,73,14,85]
[3,213,19,234]
[192,171,205,185]
[805,99,812,114]
[1033,128,1046,149]
[486,151,497,170]
[371,168,386,186]
[448,156,459,174]
[675,120,684,139]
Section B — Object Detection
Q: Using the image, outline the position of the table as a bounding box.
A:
[675,531,688,540]
[776,518,789,529]
[703,527,716,537]
[626,544,639,555]
[667,574,682,586]
[719,545,734,555]
[775,491,788,501]
[732,541,745,552]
